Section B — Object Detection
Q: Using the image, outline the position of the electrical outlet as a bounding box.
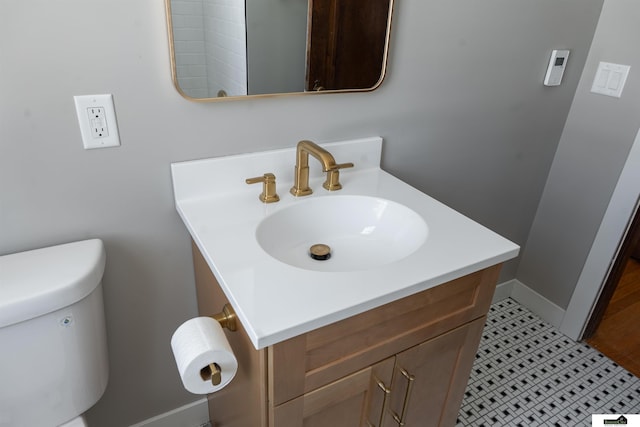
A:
[74,94,121,149]
[87,106,109,138]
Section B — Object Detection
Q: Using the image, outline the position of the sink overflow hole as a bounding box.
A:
[309,244,331,261]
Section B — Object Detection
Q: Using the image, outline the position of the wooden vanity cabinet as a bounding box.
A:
[192,241,500,427]
[272,318,484,427]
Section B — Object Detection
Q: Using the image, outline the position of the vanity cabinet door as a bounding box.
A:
[272,357,395,427]
[382,317,485,427]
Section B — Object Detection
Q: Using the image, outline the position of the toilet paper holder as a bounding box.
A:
[201,362,223,386]
[200,304,237,386]
[211,304,238,332]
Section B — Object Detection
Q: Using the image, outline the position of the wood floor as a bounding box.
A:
[586,257,640,377]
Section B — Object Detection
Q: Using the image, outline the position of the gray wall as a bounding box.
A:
[517,0,640,309]
[0,0,602,425]
[381,0,601,276]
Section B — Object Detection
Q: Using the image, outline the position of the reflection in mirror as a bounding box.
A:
[165,0,394,101]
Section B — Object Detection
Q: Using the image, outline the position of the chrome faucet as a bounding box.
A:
[290,140,354,197]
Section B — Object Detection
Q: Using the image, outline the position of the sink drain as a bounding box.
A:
[309,244,331,261]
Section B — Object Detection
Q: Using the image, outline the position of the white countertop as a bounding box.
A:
[171,137,520,349]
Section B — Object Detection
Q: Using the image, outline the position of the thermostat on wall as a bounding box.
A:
[544,49,570,86]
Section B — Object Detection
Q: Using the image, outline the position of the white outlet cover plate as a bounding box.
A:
[591,62,631,98]
[74,94,121,149]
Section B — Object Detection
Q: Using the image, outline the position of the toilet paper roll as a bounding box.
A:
[171,317,238,394]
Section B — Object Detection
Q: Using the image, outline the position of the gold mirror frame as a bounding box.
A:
[164,0,395,102]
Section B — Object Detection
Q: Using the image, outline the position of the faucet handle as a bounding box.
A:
[328,162,354,171]
[246,173,280,203]
[323,162,355,191]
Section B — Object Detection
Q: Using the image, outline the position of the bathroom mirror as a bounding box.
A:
[165,0,394,101]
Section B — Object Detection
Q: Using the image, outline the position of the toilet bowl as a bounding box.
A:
[0,239,109,427]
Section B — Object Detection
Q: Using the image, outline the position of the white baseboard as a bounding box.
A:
[129,398,209,427]
[492,279,515,303]
[508,279,566,329]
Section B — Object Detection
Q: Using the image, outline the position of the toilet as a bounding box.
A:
[0,239,109,427]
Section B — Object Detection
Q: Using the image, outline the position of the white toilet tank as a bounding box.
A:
[0,239,109,427]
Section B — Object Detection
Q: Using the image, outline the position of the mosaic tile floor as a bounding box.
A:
[456,298,640,426]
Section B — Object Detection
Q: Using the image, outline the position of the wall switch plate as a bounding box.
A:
[591,62,631,98]
[74,94,121,149]
[544,49,570,86]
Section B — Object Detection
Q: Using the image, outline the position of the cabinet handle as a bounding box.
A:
[376,377,392,394]
[367,376,391,427]
[391,368,415,426]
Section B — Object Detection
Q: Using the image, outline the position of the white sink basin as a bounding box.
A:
[256,196,428,272]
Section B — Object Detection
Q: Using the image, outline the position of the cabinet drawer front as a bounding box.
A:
[270,265,500,405]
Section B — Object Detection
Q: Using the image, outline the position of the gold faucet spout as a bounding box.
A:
[290,140,354,196]
[297,140,337,171]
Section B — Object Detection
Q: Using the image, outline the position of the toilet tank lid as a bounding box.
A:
[0,239,106,328]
